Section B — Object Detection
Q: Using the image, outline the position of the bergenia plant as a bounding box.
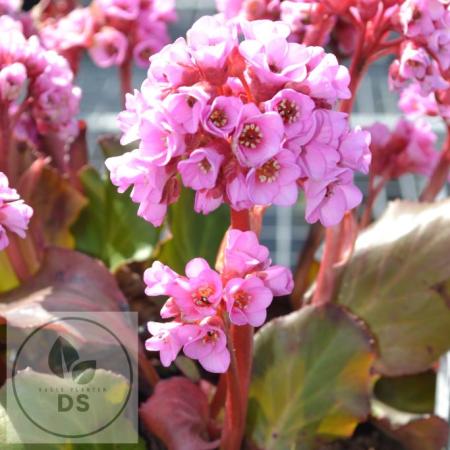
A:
[1,0,450,449]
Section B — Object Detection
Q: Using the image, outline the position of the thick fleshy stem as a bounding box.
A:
[119,58,133,110]
[311,224,341,306]
[420,127,450,202]
[221,208,253,450]
[359,174,388,228]
[339,22,367,114]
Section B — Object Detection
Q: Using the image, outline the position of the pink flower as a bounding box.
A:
[309,109,348,147]
[302,51,351,101]
[178,147,224,190]
[367,119,438,178]
[397,43,449,94]
[139,109,186,166]
[162,85,209,134]
[149,38,198,88]
[133,37,166,69]
[305,169,363,227]
[232,103,284,167]
[203,95,243,138]
[399,43,432,80]
[400,0,445,37]
[118,90,147,145]
[186,15,237,83]
[0,172,33,251]
[224,276,273,326]
[226,168,253,210]
[183,318,230,373]
[0,0,20,15]
[97,0,140,22]
[170,258,223,320]
[146,321,184,367]
[194,188,224,214]
[428,29,450,71]
[254,265,294,296]
[265,88,316,139]
[105,150,171,226]
[88,27,128,68]
[239,37,310,88]
[40,8,94,52]
[398,82,440,117]
[240,20,291,43]
[0,62,26,101]
[144,261,179,296]
[222,229,270,278]
[216,0,244,19]
[246,149,301,205]
[295,141,340,180]
[338,128,372,174]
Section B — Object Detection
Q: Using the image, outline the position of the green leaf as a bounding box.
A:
[374,371,436,414]
[48,337,80,378]
[0,251,19,293]
[338,199,450,376]
[0,370,145,449]
[157,188,229,273]
[247,304,375,450]
[72,166,160,270]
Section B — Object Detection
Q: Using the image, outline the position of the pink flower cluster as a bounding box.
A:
[107,17,370,228]
[390,0,450,100]
[366,118,438,179]
[145,229,293,373]
[0,0,20,15]
[39,0,176,69]
[0,16,81,145]
[0,172,33,251]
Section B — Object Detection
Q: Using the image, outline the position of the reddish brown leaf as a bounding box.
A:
[140,377,219,450]
[375,416,449,450]
[0,247,131,342]
[19,160,87,248]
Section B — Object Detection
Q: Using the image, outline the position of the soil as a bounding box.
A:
[320,423,405,450]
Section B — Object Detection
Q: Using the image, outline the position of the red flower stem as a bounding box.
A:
[359,175,387,228]
[339,23,367,114]
[221,208,253,450]
[119,58,133,110]
[420,126,450,202]
[210,372,227,419]
[311,224,342,306]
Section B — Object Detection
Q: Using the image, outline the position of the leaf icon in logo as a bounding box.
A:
[48,336,79,379]
[72,360,97,385]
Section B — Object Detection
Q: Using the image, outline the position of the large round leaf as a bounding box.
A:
[338,199,450,376]
[247,304,375,450]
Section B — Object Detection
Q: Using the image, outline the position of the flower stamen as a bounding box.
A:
[239,123,263,149]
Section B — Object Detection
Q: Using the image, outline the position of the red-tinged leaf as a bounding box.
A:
[140,377,219,450]
[0,247,130,342]
[338,199,450,375]
[374,416,449,450]
[19,160,87,248]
